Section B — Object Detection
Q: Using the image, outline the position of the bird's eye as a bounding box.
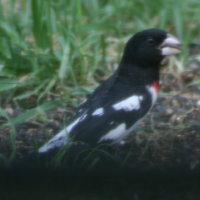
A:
[147,38,155,46]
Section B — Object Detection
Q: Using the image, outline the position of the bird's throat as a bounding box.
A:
[118,63,160,87]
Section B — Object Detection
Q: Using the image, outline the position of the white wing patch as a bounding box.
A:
[66,117,81,133]
[38,128,69,153]
[112,95,143,111]
[79,114,87,122]
[92,108,104,116]
[99,123,126,142]
[38,114,87,153]
[110,121,114,125]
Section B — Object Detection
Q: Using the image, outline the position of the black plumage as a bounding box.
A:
[39,28,181,153]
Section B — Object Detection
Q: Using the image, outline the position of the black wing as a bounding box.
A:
[69,84,152,145]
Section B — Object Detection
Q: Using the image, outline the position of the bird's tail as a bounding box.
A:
[38,128,69,153]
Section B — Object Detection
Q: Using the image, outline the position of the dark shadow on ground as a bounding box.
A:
[0,58,200,200]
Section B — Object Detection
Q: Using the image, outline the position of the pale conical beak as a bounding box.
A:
[160,34,182,56]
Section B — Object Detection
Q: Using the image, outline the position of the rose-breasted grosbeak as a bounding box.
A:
[39,28,181,153]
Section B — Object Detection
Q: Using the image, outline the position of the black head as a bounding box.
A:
[121,28,181,67]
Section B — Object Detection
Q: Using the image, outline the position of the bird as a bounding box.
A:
[39,28,181,154]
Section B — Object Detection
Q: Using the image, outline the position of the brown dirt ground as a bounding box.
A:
[0,57,200,200]
[0,57,199,172]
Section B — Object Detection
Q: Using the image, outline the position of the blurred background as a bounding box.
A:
[0,1,200,199]
[0,0,200,163]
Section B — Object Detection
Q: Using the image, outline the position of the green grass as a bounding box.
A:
[0,0,200,161]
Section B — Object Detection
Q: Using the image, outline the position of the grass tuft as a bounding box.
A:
[0,0,200,162]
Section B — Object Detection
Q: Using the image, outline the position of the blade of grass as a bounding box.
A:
[0,100,63,129]
[58,43,70,81]
[0,107,16,162]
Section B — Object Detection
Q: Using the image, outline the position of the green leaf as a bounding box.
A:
[14,80,48,100]
[187,79,200,86]
[1,100,63,128]
[58,43,70,81]
[0,79,35,92]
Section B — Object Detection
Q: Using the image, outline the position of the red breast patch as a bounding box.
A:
[151,81,160,93]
